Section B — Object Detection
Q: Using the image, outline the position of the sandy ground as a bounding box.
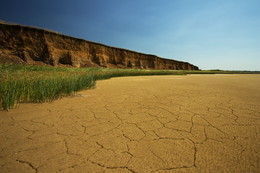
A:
[0,74,259,173]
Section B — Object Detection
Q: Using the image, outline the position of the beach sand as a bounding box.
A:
[0,74,259,172]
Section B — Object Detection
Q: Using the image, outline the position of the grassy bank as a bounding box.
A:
[1,64,259,110]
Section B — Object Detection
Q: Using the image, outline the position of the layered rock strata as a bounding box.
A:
[0,23,199,70]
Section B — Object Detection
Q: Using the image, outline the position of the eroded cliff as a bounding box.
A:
[0,23,199,70]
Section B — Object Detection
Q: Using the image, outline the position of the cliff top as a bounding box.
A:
[0,22,184,63]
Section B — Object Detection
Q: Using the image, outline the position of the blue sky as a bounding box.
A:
[1,0,260,70]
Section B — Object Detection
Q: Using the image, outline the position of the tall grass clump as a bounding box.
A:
[0,70,95,110]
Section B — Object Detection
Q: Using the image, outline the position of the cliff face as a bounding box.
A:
[0,23,199,70]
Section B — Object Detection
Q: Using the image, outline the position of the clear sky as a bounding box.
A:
[1,0,260,70]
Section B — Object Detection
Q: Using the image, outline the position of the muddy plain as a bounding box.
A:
[0,74,259,173]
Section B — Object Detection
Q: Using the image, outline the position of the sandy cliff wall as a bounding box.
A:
[0,23,199,70]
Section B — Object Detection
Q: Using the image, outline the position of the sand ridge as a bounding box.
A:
[0,74,259,172]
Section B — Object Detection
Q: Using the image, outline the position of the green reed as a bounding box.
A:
[0,71,95,110]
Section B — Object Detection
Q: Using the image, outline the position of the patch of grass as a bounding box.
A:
[0,71,95,110]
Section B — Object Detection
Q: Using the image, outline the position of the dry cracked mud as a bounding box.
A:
[0,74,260,173]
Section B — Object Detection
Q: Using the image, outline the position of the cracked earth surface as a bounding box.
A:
[0,74,260,173]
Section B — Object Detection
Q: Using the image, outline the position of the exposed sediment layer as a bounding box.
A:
[0,23,199,70]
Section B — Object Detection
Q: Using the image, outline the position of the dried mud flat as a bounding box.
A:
[0,74,260,173]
